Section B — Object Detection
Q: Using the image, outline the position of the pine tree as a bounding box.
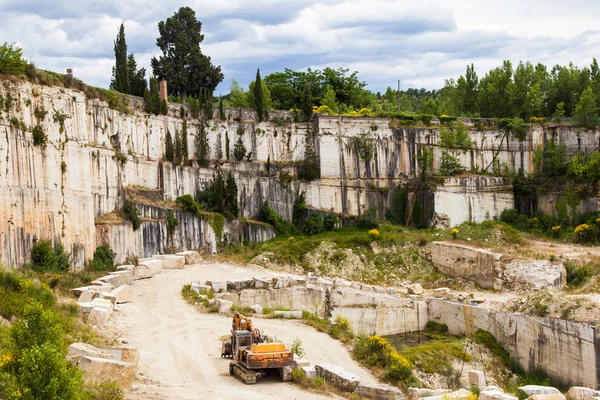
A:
[215,132,223,161]
[165,131,174,162]
[254,69,264,121]
[225,131,230,160]
[111,23,130,94]
[233,136,246,161]
[225,171,239,217]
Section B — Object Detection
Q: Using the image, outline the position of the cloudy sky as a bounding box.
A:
[2,0,600,94]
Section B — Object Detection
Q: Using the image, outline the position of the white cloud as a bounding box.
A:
[1,0,599,92]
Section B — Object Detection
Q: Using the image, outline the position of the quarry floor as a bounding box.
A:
[104,262,378,400]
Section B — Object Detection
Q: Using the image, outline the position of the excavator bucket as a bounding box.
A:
[221,340,232,358]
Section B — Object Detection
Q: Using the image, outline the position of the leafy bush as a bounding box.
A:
[290,338,305,358]
[574,223,598,243]
[32,125,47,147]
[121,201,141,231]
[565,262,592,287]
[259,202,298,236]
[354,335,412,383]
[29,240,71,273]
[426,321,449,334]
[175,194,201,215]
[87,381,125,400]
[303,213,324,236]
[357,207,378,229]
[91,245,115,272]
[324,214,339,232]
[166,211,178,239]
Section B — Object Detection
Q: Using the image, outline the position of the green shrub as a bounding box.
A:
[121,201,141,231]
[324,214,339,231]
[91,245,115,272]
[565,262,592,287]
[303,213,324,236]
[354,335,413,383]
[290,338,306,358]
[30,240,71,273]
[17,342,83,400]
[87,381,125,400]
[0,42,27,75]
[426,320,449,334]
[166,211,178,239]
[259,202,298,236]
[357,207,378,229]
[32,125,47,147]
[175,195,201,215]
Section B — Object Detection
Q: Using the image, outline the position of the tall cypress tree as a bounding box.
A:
[165,131,174,162]
[225,131,230,160]
[219,96,225,120]
[225,171,239,217]
[112,23,130,94]
[254,69,264,121]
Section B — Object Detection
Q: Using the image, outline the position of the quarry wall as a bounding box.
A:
[0,78,598,268]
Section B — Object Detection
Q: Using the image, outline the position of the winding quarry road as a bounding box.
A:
[105,262,377,400]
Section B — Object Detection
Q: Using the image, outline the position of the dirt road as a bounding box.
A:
[105,262,378,400]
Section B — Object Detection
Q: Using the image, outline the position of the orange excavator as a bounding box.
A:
[221,313,293,384]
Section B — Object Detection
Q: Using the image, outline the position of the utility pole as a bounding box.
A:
[397,80,401,113]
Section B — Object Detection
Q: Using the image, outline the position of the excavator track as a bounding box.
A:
[230,361,257,385]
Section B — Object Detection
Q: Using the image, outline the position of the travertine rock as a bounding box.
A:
[109,270,134,285]
[78,356,136,389]
[176,251,203,264]
[111,285,132,304]
[302,365,316,379]
[253,277,270,289]
[408,388,452,400]
[206,280,227,293]
[479,390,518,400]
[97,274,126,288]
[469,370,486,387]
[433,287,450,298]
[272,276,289,289]
[504,260,566,290]
[354,383,405,400]
[227,278,254,292]
[407,283,423,295]
[68,342,114,360]
[250,304,263,314]
[153,254,185,269]
[133,259,162,279]
[525,395,566,400]
[566,387,600,400]
[315,364,360,392]
[72,285,112,297]
[519,386,562,397]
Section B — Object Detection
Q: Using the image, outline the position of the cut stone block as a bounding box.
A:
[117,347,140,365]
[519,386,563,398]
[526,395,567,400]
[90,280,114,289]
[215,292,237,302]
[288,275,307,286]
[214,298,233,314]
[433,287,451,298]
[302,365,316,379]
[351,282,362,290]
[566,387,600,400]
[355,383,405,400]
[292,354,310,368]
[469,370,486,387]
[153,254,185,269]
[272,276,289,289]
[250,304,263,314]
[76,302,95,314]
[116,265,134,272]
[78,356,136,389]
[133,259,162,279]
[206,280,227,293]
[68,342,114,360]
[88,307,111,326]
[110,285,132,304]
[176,251,203,265]
[315,364,360,392]
[480,390,518,400]
[408,388,452,400]
[98,293,117,306]
[97,274,126,288]
[227,278,254,292]
[274,310,303,319]
[108,270,134,285]
[253,277,270,289]
[407,283,423,295]
[191,282,212,294]
[78,290,99,303]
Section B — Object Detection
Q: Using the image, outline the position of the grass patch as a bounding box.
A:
[301,312,354,343]
[181,284,217,312]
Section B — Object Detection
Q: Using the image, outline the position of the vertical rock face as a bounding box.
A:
[0,78,598,268]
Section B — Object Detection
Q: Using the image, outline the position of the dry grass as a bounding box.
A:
[95,211,124,225]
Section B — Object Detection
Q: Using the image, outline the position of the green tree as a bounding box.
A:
[144,76,162,114]
[151,7,223,104]
[195,122,210,167]
[247,79,272,113]
[253,69,264,121]
[321,85,338,112]
[229,79,249,108]
[438,122,472,175]
[215,132,223,161]
[224,171,239,217]
[0,42,27,75]
[165,130,174,162]
[574,86,598,127]
[219,96,225,120]
[552,101,566,122]
[111,23,130,94]
[233,136,246,161]
[173,128,182,166]
[225,131,230,160]
[477,61,513,117]
[548,63,581,117]
[127,54,147,97]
